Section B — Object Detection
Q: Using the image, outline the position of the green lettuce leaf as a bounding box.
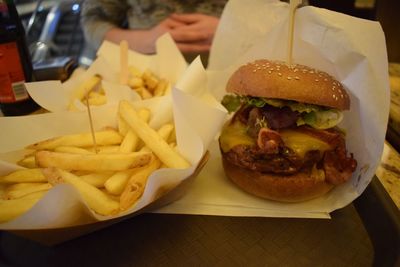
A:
[220,95,343,129]
[221,95,242,113]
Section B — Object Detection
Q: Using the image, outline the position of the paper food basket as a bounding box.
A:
[0,55,227,245]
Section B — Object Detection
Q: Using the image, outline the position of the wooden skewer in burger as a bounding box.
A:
[219,59,357,202]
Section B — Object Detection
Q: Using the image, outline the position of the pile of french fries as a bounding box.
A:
[125,67,171,100]
[119,40,170,99]
[67,68,170,111]
[0,100,190,223]
[67,40,171,111]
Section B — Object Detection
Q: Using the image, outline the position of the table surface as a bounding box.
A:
[0,205,373,267]
[377,63,400,208]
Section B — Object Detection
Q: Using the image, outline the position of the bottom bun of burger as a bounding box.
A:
[222,156,334,202]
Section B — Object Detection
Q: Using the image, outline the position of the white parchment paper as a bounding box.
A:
[155,0,390,218]
[25,33,188,112]
[0,57,227,229]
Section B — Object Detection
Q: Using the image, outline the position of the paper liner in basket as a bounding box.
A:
[156,0,390,218]
[0,57,227,230]
[25,33,188,112]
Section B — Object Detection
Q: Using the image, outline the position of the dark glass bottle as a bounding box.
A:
[0,0,39,116]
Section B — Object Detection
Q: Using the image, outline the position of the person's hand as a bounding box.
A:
[105,17,185,54]
[168,13,220,53]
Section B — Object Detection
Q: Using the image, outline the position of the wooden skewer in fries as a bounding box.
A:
[119,40,129,85]
[286,0,302,66]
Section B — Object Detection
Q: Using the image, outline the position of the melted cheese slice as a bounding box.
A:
[219,121,254,153]
[280,129,332,158]
[219,121,333,158]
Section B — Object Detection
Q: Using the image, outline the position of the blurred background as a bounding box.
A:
[14,0,399,69]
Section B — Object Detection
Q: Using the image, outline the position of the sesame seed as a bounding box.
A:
[315,79,319,82]
[278,73,282,76]
[295,76,300,80]
[268,71,272,74]
[287,77,292,80]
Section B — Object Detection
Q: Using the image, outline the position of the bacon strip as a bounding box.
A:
[295,126,342,146]
[257,128,283,154]
[323,142,357,185]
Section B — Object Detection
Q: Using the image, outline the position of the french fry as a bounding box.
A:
[168,125,177,144]
[79,172,114,188]
[135,87,152,99]
[4,182,52,200]
[128,66,141,77]
[45,168,120,216]
[0,168,46,184]
[157,124,174,142]
[137,108,151,123]
[119,101,190,169]
[0,191,46,223]
[54,146,93,154]
[164,82,172,95]
[153,79,168,97]
[142,70,159,90]
[27,130,123,150]
[87,91,107,106]
[120,156,161,210]
[104,169,135,195]
[68,75,101,110]
[0,184,5,198]
[128,77,144,88]
[94,146,121,154]
[119,108,151,153]
[17,155,36,168]
[139,124,174,153]
[119,131,139,153]
[120,40,129,85]
[117,114,130,136]
[36,150,152,171]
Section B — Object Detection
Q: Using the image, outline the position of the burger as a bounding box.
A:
[219,59,357,202]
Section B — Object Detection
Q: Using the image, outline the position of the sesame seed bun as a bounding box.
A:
[226,59,350,110]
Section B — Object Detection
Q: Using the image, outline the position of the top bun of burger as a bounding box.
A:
[219,59,357,203]
[226,59,350,110]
